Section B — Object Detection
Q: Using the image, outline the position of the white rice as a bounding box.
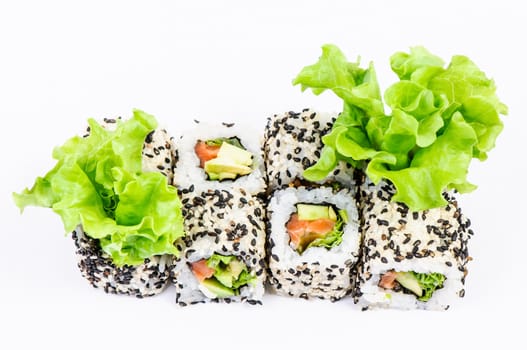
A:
[267,186,361,300]
[269,186,359,265]
[354,177,472,310]
[173,121,266,195]
[172,188,267,306]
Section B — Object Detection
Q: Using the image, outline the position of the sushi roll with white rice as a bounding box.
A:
[263,109,355,191]
[353,177,473,310]
[173,121,266,196]
[72,118,178,297]
[72,227,173,297]
[267,186,360,301]
[173,188,267,305]
[15,111,185,298]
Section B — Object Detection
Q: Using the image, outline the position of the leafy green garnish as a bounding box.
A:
[412,272,446,302]
[294,44,507,210]
[205,253,256,294]
[304,213,344,252]
[294,208,346,254]
[205,137,245,150]
[13,110,185,266]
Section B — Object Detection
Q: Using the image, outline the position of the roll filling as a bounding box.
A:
[378,270,446,302]
[286,203,348,254]
[191,254,256,298]
[195,137,254,181]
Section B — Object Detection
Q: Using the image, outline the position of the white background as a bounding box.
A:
[1,1,525,349]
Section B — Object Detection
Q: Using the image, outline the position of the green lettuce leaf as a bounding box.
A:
[295,44,507,210]
[206,253,236,268]
[412,272,446,302]
[301,210,346,253]
[367,113,478,209]
[232,269,256,289]
[205,137,244,150]
[13,109,185,266]
[205,254,256,293]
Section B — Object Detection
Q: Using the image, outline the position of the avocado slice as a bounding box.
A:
[213,259,246,287]
[296,204,333,221]
[395,271,423,297]
[227,259,245,279]
[338,209,348,223]
[204,158,252,179]
[216,142,253,166]
[207,171,239,181]
[208,172,220,181]
[214,270,234,288]
[328,206,337,221]
[200,278,235,298]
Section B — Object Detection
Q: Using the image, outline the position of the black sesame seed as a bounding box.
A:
[145,131,154,143]
[377,219,389,226]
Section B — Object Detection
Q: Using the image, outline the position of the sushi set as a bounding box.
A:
[13,45,507,310]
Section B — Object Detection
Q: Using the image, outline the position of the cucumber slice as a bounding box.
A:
[395,271,423,297]
[200,278,235,298]
[296,204,329,221]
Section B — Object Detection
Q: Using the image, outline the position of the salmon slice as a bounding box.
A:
[307,218,336,234]
[285,214,308,247]
[286,213,335,251]
[195,141,220,168]
[379,270,398,290]
[191,259,215,282]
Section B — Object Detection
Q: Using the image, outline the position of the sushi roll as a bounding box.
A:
[263,109,355,192]
[72,117,178,297]
[353,177,473,310]
[172,188,267,306]
[72,227,173,297]
[173,121,266,196]
[267,186,360,301]
[14,110,185,298]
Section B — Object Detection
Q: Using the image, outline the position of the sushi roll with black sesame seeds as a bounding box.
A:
[266,186,361,301]
[353,176,473,310]
[173,121,266,196]
[72,227,173,297]
[72,116,180,297]
[263,109,355,192]
[14,110,185,298]
[172,188,266,305]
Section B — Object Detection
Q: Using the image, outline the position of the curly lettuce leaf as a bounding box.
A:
[294,44,385,181]
[304,212,345,252]
[206,253,236,268]
[205,254,256,292]
[390,46,445,81]
[368,113,477,209]
[232,269,255,289]
[413,272,446,302]
[13,110,185,266]
[295,44,507,210]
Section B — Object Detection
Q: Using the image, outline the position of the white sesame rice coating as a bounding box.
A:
[73,227,172,297]
[267,186,361,301]
[172,187,267,306]
[353,175,473,310]
[263,109,355,192]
